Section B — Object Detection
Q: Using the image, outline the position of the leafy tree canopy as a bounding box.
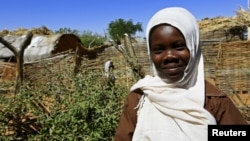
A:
[108,18,143,43]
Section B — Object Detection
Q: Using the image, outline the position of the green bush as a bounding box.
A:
[55,27,106,48]
[80,31,105,48]
[0,69,128,140]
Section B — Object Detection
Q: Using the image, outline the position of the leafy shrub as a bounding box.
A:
[0,68,128,140]
[55,27,106,48]
[80,31,105,47]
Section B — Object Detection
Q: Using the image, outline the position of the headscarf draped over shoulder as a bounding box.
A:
[131,7,216,141]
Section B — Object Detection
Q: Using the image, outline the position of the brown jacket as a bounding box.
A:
[114,80,248,141]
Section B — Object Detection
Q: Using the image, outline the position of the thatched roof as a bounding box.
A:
[0,26,54,36]
[198,7,250,32]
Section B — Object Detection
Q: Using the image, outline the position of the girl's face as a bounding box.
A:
[149,24,190,83]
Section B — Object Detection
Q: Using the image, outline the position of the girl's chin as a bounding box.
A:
[158,76,181,83]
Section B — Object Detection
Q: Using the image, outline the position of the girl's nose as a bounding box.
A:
[164,49,175,60]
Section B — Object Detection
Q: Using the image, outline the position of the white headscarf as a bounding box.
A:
[131,7,216,141]
[146,7,201,88]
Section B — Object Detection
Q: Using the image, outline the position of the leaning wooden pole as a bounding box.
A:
[111,33,145,82]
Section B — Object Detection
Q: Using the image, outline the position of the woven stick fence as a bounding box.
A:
[1,39,250,107]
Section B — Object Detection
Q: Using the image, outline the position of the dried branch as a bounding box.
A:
[0,31,33,94]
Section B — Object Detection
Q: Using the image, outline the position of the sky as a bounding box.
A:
[1,0,249,37]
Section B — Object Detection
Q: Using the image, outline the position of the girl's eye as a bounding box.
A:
[175,43,187,50]
[151,46,164,54]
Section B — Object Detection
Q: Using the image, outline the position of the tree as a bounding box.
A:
[108,18,143,43]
